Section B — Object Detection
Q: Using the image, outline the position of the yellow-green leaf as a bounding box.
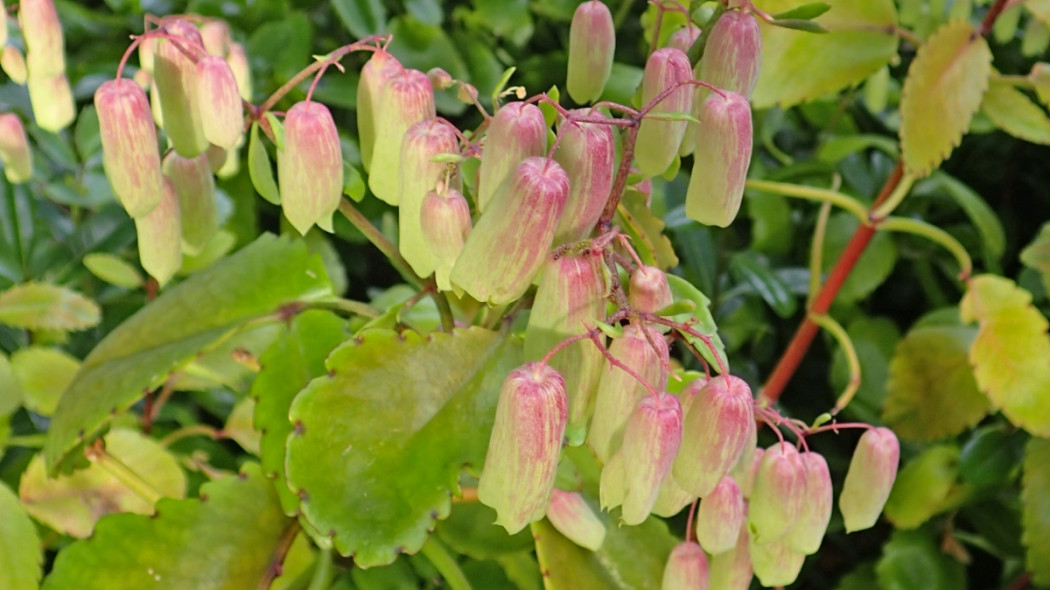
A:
[0,353,22,418]
[615,189,678,270]
[751,0,899,109]
[900,20,992,176]
[10,347,80,416]
[0,481,41,590]
[83,253,143,289]
[1030,63,1050,108]
[1028,0,1050,28]
[884,445,962,529]
[883,326,991,441]
[980,79,1050,145]
[1022,437,1050,586]
[0,283,100,332]
[1020,223,1050,294]
[959,275,1050,436]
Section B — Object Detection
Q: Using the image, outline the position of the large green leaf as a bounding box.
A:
[899,20,992,176]
[252,309,348,514]
[821,212,898,303]
[42,463,300,590]
[20,429,186,538]
[912,172,1006,265]
[45,235,333,474]
[884,445,962,530]
[285,327,522,567]
[980,79,1050,145]
[0,481,41,590]
[10,347,80,416]
[333,0,388,39]
[532,511,678,590]
[752,0,899,109]
[0,283,100,331]
[436,502,535,560]
[1022,437,1050,586]
[959,275,1050,437]
[875,529,966,590]
[883,326,990,441]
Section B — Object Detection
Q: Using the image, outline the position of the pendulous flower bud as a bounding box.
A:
[629,265,673,315]
[356,50,402,172]
[661,541,710,590]
[748,442,806,545]
[450,157,568,305]
[524,244,609,444]
[547,489,606,551]
[0,0,7,47]
[226,43,252,102]
[18,0,65,78]
[138,37,157,74]
[0,113,33,183]
[698,10,762,99]
[476,101,548,213]
[478,362,568,534]
[27,72,75,133]
[651,472,695,517]
[135,178,182,286]
[199,20,231,57]
[749,536,805,588]
[839,427,900,533]
[784,451,833,555]
[277,100,344,235]
[153,20,209,157]
[566,1,615,104]
[589,323,670,462]
[668,26,702,53]
[421,188,472,292]
[685,91,753,228]
[95,79,165,217]
[397,119,460,278]
[673,376,755,497]
[695,475,746,555]
[162,152,218,256]
[621,392,682,525]
[196,56,243,150]
[733,446,764,499]
[708,525,753,590]
[634,48,693,178]
[1,46,27,85]
[552,109,615,244]
[599,450,626,510]
[369,68,435,203]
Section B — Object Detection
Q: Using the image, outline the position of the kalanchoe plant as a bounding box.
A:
[566,0,616,104]
[277,100,344,235]
[0,112,33,183]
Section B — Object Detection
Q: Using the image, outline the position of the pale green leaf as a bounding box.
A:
[1028,0,1050,28]
[1020,223,1050,294]
[0,283,100,331]
[10,347,80,416]
[45,235,333,474]
[332,0,387,38]
[83,253,143,289]
[900,20,992,176]
[0,353,22,418]
[41,463,299,590]
[615,189,679,270]
[884,445,961,529]
[248,123,281,205]
[1022,437,1050,586]
[666,274,728,371]
[773,2,831,20]
[883,326,991,441]
[21,429,186,538]
[980,79,1050,145]
[0,482,41,590]
[959,275,1050,436]
[224,396,260,455]
[285,327,522,567]
[752,0,899,109]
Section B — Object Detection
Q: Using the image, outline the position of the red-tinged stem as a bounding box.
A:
[980,0,1012,36]
[685,499,699,542]
[760,161,904,405]
[587,330,661,398]
[257,520,301,590]
[1005,572,1032,590]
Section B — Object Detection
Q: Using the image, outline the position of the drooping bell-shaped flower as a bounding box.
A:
[566,1,615,104]
[450,157,568,305]
[629,265,673,315]
[421,188,472,292]
[27,72,74,133]
[153,19,209,157]
[589,323,670,462]
[673,375,755,497]
[1,46,27,85]
[651,472,695,517]
[397,118,460,278]
[357,50,402,172]
[733,446,764,499]
[839,427,900,533]
[476,101,547,213]
[138,37,157,74]
[524,244,609,444]
[698,9,762,99]
[226,43,252,102]
[135,178,182,286]
[685,91,752,228]
[196,56,243,150]
[553,109,615,244]
[621,392,682,525]
[661,541,710,590]
[277,100,344,235]
[748,442,807,545]
[478,362,568,534]
[599,450,626,510]
[369,68,435,204]
[18,0,65,78]
[668,26,702,53]
[0,0,7,47]
[162,152,217,256]
[547,489,606,551]
[95,79,165,218]
[695,475,746,555]
[0,113,33,184]
[749,536,806,588]
[199,20,231,57]
[784,451,833,555]
[634,48,693,178]
[708,525,754,590]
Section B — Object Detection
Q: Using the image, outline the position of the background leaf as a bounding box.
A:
[980,79,1050,145]
[821,212,898,303]
[82,253,142,289]
[333,0,388,39]
[0,283,100,331]
[10,347,80,416]
[1021,436,1050,585]
[0,481,41,590]
[884,445,962,529]
[875,529,966,590]
[899,20,992,176]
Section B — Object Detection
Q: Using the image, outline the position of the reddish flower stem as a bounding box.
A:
[979,0,1013,36]
[760,161,904,405]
